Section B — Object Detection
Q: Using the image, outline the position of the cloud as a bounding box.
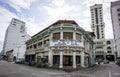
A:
[38,0,80,28]
[0,6,41,52]
[7,0,38,12]
[25,17,42,36]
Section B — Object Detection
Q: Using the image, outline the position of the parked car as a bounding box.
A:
[103,60,109,64]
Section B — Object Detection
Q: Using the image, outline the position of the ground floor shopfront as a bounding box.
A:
[25,50,94,68]
[95,55,115,61]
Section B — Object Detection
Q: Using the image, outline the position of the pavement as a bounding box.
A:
[0,60,120,77]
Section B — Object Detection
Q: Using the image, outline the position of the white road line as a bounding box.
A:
[109,70,111,77]
[113,73,120,75]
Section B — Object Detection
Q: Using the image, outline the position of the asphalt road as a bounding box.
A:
[0,60,120,77]
[72,62,120,77]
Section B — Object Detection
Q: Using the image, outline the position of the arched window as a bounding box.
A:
[107,51,112,53]
[107,41,111,44]
[107,47,111,50]
[107,47,111,53]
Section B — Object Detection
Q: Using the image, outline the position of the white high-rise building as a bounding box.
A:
[111,1,120,57]
[90,4,106,60]
[90,4,105,39]
[90,4,116,61]
[3,18,30,61]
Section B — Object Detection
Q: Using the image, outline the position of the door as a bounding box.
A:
[63,56,73,66]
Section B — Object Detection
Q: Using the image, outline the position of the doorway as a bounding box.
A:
[63,56,73,66]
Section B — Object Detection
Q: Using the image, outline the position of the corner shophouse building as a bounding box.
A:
[25,20,95,68]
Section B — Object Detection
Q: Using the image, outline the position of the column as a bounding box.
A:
[35,54,37,63]
[49,33,53,45]
[42,38,44,48]
[60,31,63,39]
[59,50,63,68]
[81,50,85,67]
[73,32,76,40]
[81,35,84,47]
[48,50,53,67]
[73,51,76,68]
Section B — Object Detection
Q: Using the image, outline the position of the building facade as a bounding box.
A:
[25,20,95,68]
[90,4,105,39]
[90,4,106,60]
[105,39,116,61]
[3,18,30,61]
[90,4,115,61]
[111,1,120,58]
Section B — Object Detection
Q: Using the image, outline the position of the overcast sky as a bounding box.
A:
[0,0,118,52]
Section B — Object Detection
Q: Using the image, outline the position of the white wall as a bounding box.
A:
[3,18,30,59]
[111,5,120,57]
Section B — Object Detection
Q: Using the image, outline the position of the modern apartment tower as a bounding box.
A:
[3,18,30,61]
[111,1,120,57]
[90,4,106,60]
[90,4,105,39]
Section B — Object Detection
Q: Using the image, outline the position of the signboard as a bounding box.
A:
[50,40,84,47]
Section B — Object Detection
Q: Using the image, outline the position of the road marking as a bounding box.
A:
[113,73,120,75]
[109,70,111,77]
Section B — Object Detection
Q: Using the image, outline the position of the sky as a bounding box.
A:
[0,0,118,52]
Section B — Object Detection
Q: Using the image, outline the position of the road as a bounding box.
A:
[0,61,120,77]
[72,63,120,77]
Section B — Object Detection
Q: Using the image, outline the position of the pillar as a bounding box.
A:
[35,54,37,63]
[81,51,85,67]
[59,50,63,68]
[73,51,76,68]
[42,38,44,48]
[60,31,63,39]
[73,32,76,40]
[48,50,53,67]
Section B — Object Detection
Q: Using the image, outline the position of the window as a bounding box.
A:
[30,45,32,49]
[63,32,73,40]
[53,32,60,40]
[44,39,49,47]
[107,51,112,53]
[107,41,111,44]
[101,28,103,30]
[20,25,25,33]
[107,47,111,50]
[76,33,81,40]
[38,42,42,46]
[27,47,29,49]
[117,8,120,11]
[44,39,49,44]
[34,44,37,49]
[118,13,120,16]
[13,24,16,25]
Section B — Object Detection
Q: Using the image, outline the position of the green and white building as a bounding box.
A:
[25,20,95,68]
